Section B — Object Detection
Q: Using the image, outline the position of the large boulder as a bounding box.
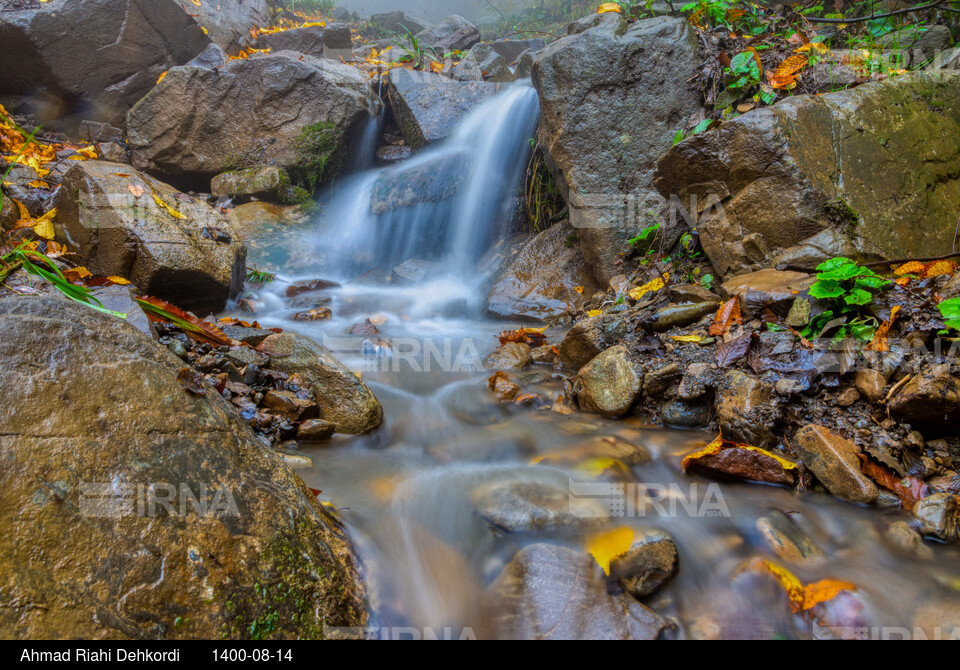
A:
[655,72,960,278]
[127,52,379,186]
[485,543,667,640]
[487,221,598,322]
[172,0,271,54]
[0,296,366,639]
[415,15,480,52]
[452,43,514,83]
[0,0,209,125]
[370,11,428,36]
[386,69,501,148]
[260,332,383,435]
[254,22,353,60]
[55,161,246,315]
[533,16,702,284]
[889,363,960,436]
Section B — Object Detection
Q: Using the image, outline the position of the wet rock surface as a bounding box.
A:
[533,16,701,284]
[656,72,960,277]
[486,543,667,640]
[128,53,379,185]
[386,69,501,148]
[0,296,366,639]
[55,161,246,315]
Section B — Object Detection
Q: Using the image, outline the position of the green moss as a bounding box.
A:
[293,121,344,194]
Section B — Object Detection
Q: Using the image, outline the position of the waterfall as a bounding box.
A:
[316,81,541,278]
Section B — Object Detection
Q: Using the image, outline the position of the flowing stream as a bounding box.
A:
[229,82,960,639]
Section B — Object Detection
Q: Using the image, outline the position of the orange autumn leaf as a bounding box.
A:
[865,305,900,352]
[597,3,622,14]
[136,295,239,347]
[709,296,742,336]
[63,267,92,283]
[924,259,958,278]
[744,558,855,613]
[497,327,547,348]
[894,261,925,276]
[768,54,808,89]
[857,453,929,510]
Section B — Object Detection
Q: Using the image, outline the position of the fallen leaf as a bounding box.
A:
[924,259,958,278]
[743,558,856,613]
[586,527,634,575]
[587,309,603,318]
[894,261,925,276]
[628,273,668,301]
[597,2,622,14]
[858,453,929,510]
[709,296,742,336]
[768,54,807,89]
[865,305,900,352]
[137,295,238,347]
[671,334,703,343]
[716,332,754,368]
[498,327,547,348]
[177,367,206,395]
[128,183,145,198]
[151,191,187,219]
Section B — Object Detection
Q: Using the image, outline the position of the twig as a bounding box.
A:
[779,250,960,274]
[953,211,960,254]
[806,0,944,23]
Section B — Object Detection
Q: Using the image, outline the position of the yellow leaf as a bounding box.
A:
[429,60,444,74]
[33,218,54,240]
[670,335,703,343]
[682,435,797,472]
[574,285,584,294]
[157,71,168,85]
[743,558,856,613]
[586,527,634,576]
[924,259,958,278]
[586,309,603,318]
[151,192,187,220]
[895,261,925,276]
[794,42,829,54]
[106,276,131,285]
[597,2,622,13]
[628,272,668,301]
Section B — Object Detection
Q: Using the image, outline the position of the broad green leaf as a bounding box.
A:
[809,279,844,299]
[844,288,873,306]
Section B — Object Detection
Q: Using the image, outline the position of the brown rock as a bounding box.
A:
[558,313,627,371]
[855,368,887,403]
[609,529,679,599]
[716,371,781,449]
[889,363,960,436]
[483,342,532,371]
[576,345,642,418]
[0,296,366,639]
[486,543,667,640]
[793,425,879,504]
[297,418,336,441]
[262,390,318,421]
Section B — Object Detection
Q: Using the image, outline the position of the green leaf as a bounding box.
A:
[818,263,866,282]
[816,257,855,273]
[939,297,960,323]
[844,288,873,306]
[673,128,685,145]
[855,275,890,290]
[809,279,844,299]
[692,119,712,135]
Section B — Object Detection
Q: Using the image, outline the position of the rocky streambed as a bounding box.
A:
[1,0,960,641]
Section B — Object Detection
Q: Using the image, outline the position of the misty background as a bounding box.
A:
[335,0,539,24]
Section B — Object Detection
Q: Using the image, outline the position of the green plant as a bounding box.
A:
[393,26,437,69]
[246,267,275,284]
[0,243,126,317]
[803,257,891,340]
[293,121,341,193]
[700,273,715,291]
[939,297,960,331]
[628,222,661,248]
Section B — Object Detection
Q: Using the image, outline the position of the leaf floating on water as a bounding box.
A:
[742,558,856,613]
[586,526,634,576]
[709,296,742,336]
